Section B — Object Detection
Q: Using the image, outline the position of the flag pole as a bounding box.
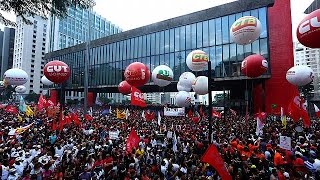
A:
[208,61,213,143]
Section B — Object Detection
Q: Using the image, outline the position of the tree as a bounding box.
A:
[0,0,94,26]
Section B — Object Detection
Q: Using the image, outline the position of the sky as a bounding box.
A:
[0,0,315,41]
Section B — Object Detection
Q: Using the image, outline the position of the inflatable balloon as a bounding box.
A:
[241,54,268,78]
[43,60,70,84]
[4,68,29,85]
[179,72,196,89]
[15,85,27,93]
[41,76,54,86]
[286,65,314,86]
[176,91,192,107]
[118,81,132,95]
[230,16,261,45]
[192,76,208,95]
[152,65,173,87]
[177,81,191,92]
[124,62,150,87]
[297,9,320,48]
[186,50,209,71]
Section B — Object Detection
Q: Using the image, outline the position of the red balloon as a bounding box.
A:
[241,54,268,78]
[43,60,71,84]
[124,62,150,87]
[297,9,320,48]
[118,81,132,95]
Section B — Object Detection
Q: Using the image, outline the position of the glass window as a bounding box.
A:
[215,18,222,45]
[259,8,267,38]
[170,29,174,53]
[119,41,123,60]
[151,33,156,55]
[130,38,134,59]
[223,45,230,77]
[215,45,222,77]
[156,32,160,55]
[160,54,165,65]
[164,30,170,54]
[197,22,202,48]
[146,34,151,56]
[228,15,236,43]
[180,26,186,51]
[222,16,229,44]
[260,38,268,58]
[134,37,138,58]
[237,44,244,61]
[203,21,209,47]
[191,23,197,49]
[160,31,165,54]
[138,36,143,58]
[142,35,146,57]
[186,25,191,50]
[174,28,180,52]
[252,40,260,54]
[244,43,252,57]
[209,19,215,46]
[174,52,181,81]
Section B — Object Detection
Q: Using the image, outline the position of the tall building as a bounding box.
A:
[1,27,15,76]
[294,42,320,78]
[13,16,47,94]
[47,7,122,52]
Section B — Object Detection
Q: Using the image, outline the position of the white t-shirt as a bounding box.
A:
[1,165,9,180]
[55,147,64,157]
[14,163,24,176]
[313,159,320,171]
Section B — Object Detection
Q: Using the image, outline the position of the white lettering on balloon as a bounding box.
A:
[299,16,320,35]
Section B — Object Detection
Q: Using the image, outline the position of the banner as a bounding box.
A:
[164,107,185,116]
[126,129,140,152]
[109,131,120,140]
[131,87,146,107]
[201,145,232,180]
[280,136,291,150]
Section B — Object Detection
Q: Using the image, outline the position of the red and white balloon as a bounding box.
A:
[186,50,209,71]
[3,68,29,85]
[230,16,261,45]
[297,9,320,48]
[241,54,268,78]
[41,76,54,86]
[118,81,132,95]
[192,76,208,95]
[43,60,71,84]
[176,91,192,107]
[124,62,150,87]
[286,65,314,86]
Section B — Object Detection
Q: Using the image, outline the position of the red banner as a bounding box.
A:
[145,111,155,121]
[49,90,58,105]
[5,105,18,114]
[131,87,146,107]
[202,145,232,180]
[38,94,47,111]
[212,109,221,118]
[126,129,140,153]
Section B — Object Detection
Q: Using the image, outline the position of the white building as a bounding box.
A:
[13,16,47,94]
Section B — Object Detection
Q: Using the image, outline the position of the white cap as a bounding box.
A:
[9,168,16,173]
[283,172,289,178]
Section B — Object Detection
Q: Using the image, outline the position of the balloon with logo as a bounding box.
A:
[179,72,196,90]
[118,81,132,95]
[176,91,192,107]
[177,81,191,92]
[43,60,71,84]
[15,85,27,93]
[230,16,261,45]
[286,65,314,86]
[297,9,320,48]
[192,76,208,95]
[241,54,268,78]
[186,50,209,71]
[4,68,29,85]
[124,62,150,87]
[41,76,54,86]
[152,65,173,87]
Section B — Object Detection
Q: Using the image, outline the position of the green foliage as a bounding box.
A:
[24,91,40,103]
[0,85,14,101]
[0,0,94,26]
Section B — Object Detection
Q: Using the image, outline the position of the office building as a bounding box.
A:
[47,7,122,52]
[1,27,15,76]
[13,16,47,94]
[45,0,297,113]
[294,42,320,78]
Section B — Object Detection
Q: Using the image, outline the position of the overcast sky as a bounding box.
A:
[0,0,315,41]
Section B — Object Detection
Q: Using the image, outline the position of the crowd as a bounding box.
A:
[0,105,320,180]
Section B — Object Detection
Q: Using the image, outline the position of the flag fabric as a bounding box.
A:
[70,112,82,127]
[58,109,66,131]
[125,108,130,120]
[17,115,23,122]
[26,105,34,117]
[172,131,178,152]
[5,105,18,114]
[37,94,47,111]
[126,129,140,153]
[288,96,302,123]
[131,87,146,107]
[101,109,110,115]
[314,104,320,118]
[157,111,161,126]
[141,110,146,121]
[84,114,93,121]
[192,110,201,124]
[300,99,311,128]
[116,109,126,119]
[281,107,287,129]
[230,108,237,116]
[95,96,103,106]
[255,112,267,136]
[201,145,232,180]
[212,109,221,118]
[18,96,26,113]
[9,122,35,135]
[145,111,155,121]
[187,108,193,118]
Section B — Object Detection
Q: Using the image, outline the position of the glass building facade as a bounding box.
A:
[45,5,270,90]
[47,7,122,52]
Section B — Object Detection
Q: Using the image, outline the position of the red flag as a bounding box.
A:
[192,116,200,124]
[58,109,65,131]
[199,106,204,117]
[300,99,311,128]
[84,114,93,121]
[52,120,57,131]
[71,112,82,126]
[131,87,146,107]
[254,112,267,123]
[37,94,47,111]
[187,109,193,118]
[288,96,302,123]
[5,105,18,114]
[201,145,232,180]
[212,109,221,118]
[65,115,72,125]
[314,104,320,118]
[126,129,140,153]
[145,111,155,121]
